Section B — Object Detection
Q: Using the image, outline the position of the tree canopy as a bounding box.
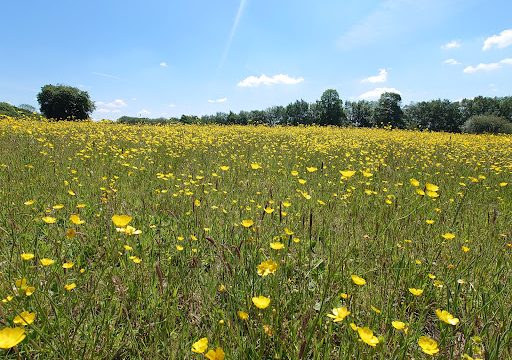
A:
[37,84,95,120]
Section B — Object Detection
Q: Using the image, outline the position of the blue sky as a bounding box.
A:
[1,0,511,119]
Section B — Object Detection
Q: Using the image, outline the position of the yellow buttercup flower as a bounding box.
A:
[435,309,459,325]
[42,216,57,224]
[357,327,379,347]
[20,253,34,261]
[425,183,439,192]
[0,327,26,349]
[205,347,225,360]
[62,261,74,269]
[418,335,439,355]
[410,178,420,187]
[40,258,55,266]
[241,219,254,228]
[257,260,278,276]
[351,274,366,286]
[64,283,77,291]
[306,166,317,172]
[391,321,407,332]
[13,311,36,326]
[111,214,132,227]
[270,242,284,250]
[250,162,262,169]
[409,288,423,296]
[441,232,456,240]
[237,311,249,320]
[69,214,85,225]
[340,170,356,178]
[191,337,208,353]
[327,306,350,322]
[252,296,271,309]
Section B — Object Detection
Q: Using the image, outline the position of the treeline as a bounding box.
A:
[117,90,512,134]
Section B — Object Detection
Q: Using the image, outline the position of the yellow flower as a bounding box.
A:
[264,207,274,214]
[13,311,36,326]
[306,166,318,172]
[64,283,77,291]
[112,214,132,227]
[69,214,85,225]
[241,219,254,228]
[270,242,285,250]
[391,321,407,332]
[24,200,35,206]
[191,337,208,353]
[418,335,439,355]
[124,245,133,251]
[52,204,64,210]
[327,306,350,322]
[250,162,262,169]
[350,323,358,331]
[462,246,470,252]
[252,296,271,309]
[351,274,366,286]
[441,232,456,240]
[409,288,424,296]
[371,305,381,314]
[340,293,350,299]
[0,327,26,349]
[426,191,439,198]
[205,347,225,360]
[62,261,74,269]
[67,189,76,196]
[118,225,142,235]
[425,183,439,192]
[20,253,34,261]
[357,327,379,347]
[435,309,459,325]
[284,227,294,235]
[498,182,508,187]
[176,245,184,251]
[237,311,249,320]
[426,219,435,224]
[220,165,229,171]
[340,170,356,178]
[362,170,373,177]
[40,258,55,266]
[66,228,76,238]
[42,216,57,224]
[257,260,278,276]
[129,256,142,264]
[410,178,420,187]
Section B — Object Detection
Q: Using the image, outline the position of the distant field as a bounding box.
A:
[0,117,510,359]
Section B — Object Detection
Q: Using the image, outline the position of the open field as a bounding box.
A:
[0,117,510,359]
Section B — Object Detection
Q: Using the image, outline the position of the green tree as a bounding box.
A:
[404,99,462,132]
[37,84,95,120]
[285,99,311,125]
[316,89,347,126]
[345,100,374,127]
[373,92,404,128]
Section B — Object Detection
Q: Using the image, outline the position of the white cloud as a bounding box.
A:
[237,74,304,87]
[138,109,151,116]
[361,68,387,83]
[208,97,227,103]
[95,99,127,113]
[358,87,402,100]
[441,40,461,49]
[443,58,460,65]
[168,103,176,108]
[92,72,121,80]
[463,58,512,73]
[483,29,512,51]
[159,62,168,67]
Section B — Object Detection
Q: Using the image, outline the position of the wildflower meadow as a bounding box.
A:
[0,117,510,359]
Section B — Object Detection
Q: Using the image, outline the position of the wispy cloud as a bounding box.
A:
[168,103,176,108]
[361,69,388,83]
[237,74,304,87]
[338,0,454,50]
[463,58,512,73]
[441,40,461,50]
[358,87,401,100]
[483,29,512,51]
[92,72,121,80]
[219,0,247,69]
[159,62,168,68]
[443,58,461,65]
[208,97,227,103]
[96,99,127,113]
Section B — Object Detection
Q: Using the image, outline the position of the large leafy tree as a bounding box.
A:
[373,92,404,128]
[404,99,462,132]
[316,89,347,126]
[37,84,95,120]
[345,100,374,127]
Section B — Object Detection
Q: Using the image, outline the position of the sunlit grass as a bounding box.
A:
[0,117,510,359]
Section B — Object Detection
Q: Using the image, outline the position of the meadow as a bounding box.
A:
[0,117,510,359]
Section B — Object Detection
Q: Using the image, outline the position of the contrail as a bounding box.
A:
[219,0,247,70]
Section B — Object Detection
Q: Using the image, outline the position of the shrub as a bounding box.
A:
[461,115,512,134]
